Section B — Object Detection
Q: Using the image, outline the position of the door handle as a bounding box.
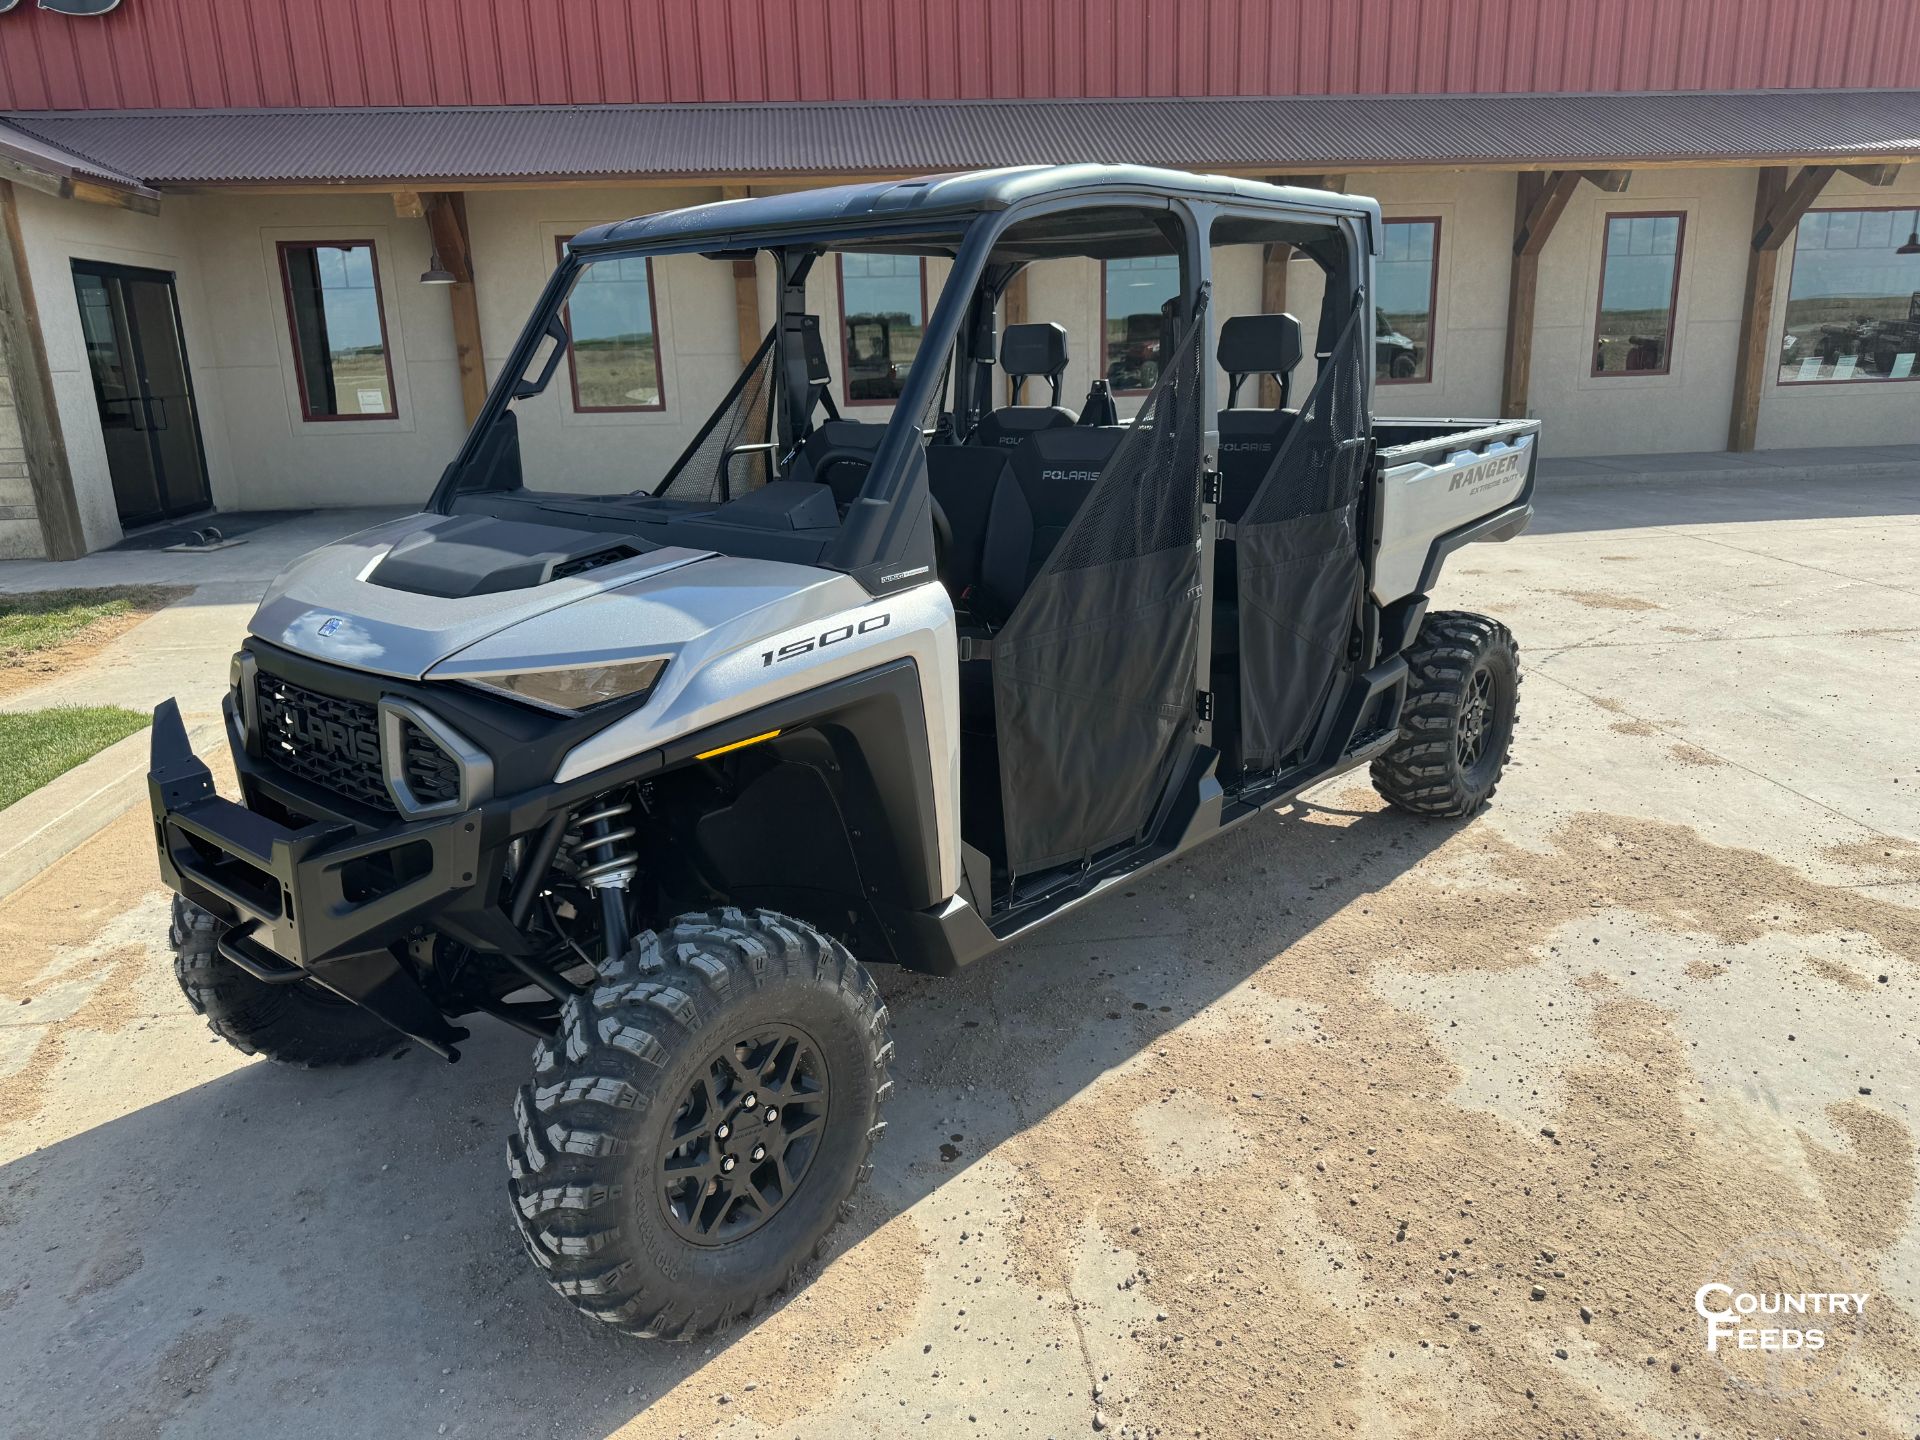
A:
[143,395,169,431]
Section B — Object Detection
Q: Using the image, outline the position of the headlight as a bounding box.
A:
[463,658,666,715]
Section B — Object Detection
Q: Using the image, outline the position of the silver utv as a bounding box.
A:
[147,165,1535,1338]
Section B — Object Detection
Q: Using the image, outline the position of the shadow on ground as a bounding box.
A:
[0,790,1450,1438]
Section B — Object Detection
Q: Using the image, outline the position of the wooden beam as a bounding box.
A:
[1752,164,1836,251]
[1728,163,1837,452]
[70,178,160,216]
[391,189,425,219]
[1579,169,1633,193]
[1256,241,1292,407]
[718,188,762,371]
[422,192,485,425]
[1514,170,1582,256]
[0,180,86,559]
[1002,268,1028,328]
[1841,163,1903,187]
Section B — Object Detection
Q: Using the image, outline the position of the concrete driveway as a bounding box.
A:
[1,473,1916,1439]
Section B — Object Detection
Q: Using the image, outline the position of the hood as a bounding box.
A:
[250,512,713,680]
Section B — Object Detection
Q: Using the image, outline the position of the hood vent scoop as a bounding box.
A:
[368,517,654,598]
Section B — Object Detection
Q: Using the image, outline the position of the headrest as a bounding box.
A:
[1217,313,1303,378]
[1000,322,1069,379]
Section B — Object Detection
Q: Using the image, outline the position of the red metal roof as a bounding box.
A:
[1,0,1917,112]
[3,90,1917,188]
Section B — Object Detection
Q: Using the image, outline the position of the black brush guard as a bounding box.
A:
[147,699,478,1059]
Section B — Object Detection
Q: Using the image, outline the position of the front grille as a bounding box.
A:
[400,721,460,805]
[254,672,392,812]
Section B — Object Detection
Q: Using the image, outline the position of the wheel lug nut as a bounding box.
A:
[741,1092,758,1110]
[765,1105,779,1122]
[751,1144,766,1162]
[715,1122,731,1140]
[720,1154,737,1173]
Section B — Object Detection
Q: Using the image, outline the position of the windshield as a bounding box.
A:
[447,228,970,507]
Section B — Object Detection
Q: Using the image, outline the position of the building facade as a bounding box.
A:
[0,0,1915,558]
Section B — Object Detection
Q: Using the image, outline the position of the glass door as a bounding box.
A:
[70,262,212,529]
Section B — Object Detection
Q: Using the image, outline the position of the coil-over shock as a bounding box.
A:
[564,789,639,959]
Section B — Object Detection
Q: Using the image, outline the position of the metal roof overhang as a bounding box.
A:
[0,89,1915,193]
[0,118,159,210]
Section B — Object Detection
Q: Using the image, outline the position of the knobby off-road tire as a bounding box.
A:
[508,907,892,1339]
[1370,610,1520,819]
[169,895,409,1065]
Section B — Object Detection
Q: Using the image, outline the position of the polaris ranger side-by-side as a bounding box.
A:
[147,167,1535,1338]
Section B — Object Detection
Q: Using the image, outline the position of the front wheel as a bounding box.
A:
[507,908,892,1339]
[1370,611,1520,818]
[169,896,410,1066]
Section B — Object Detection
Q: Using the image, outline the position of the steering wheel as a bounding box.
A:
[807,446,952,590]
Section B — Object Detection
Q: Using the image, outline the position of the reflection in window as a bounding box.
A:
[560,242,663,411]
[1377,219,1439,383]
[279,241,396,419]
[1779,208,1920,384]
[1592,213,1683,377]
[1103,254,1181,391]
[839,253,924,404]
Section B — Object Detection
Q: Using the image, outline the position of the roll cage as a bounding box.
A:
[427,166,1380,597]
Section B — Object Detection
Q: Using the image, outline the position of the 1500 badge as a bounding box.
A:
[760,613,891,666]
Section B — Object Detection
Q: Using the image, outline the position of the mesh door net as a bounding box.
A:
[651,330,777,502]
[1236,297,1369,773]
[990,290,1209,878]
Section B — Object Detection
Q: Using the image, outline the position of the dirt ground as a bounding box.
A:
[0,474,1916,1439]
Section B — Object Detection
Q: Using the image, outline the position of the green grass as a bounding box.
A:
[0,706,151,812]
[0,586,183,663]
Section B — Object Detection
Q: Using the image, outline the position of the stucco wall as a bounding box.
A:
[13,184,235,551]
[8,167,1911,551]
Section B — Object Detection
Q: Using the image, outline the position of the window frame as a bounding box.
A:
[1589,209,1687,380]
[276,238,400,423]
[834,252,928,409]
[1099,253,1184,396]
[1375,214,1442,386]
[554,236,667,414]
[1775,204,1920,388]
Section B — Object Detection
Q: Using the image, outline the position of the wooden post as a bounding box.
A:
[0,179,86,559]
[1727,163,1840,451]
[1002,267,1028,328]
[720,187,762,368]
[423,191,486,427]
[1500,170,1585,420]
[1256,242,1291,407]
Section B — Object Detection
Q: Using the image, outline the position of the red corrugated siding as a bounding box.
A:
[3,0,1917,112]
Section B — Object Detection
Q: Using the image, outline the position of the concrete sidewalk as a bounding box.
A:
[1539,440,1920,487]
[0,508,405,900]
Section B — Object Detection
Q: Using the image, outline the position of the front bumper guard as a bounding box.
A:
[148,699,477,1060]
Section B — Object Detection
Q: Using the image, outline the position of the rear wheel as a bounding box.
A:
[169,895,409,1066]
[507,907,891,1339]
[1371,611,1520,818]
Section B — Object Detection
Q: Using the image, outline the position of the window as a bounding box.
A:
[277,241,397,420]
[1376,218,1440,383]
[837,253,925,404]
[558,239,663,411]
[1592,213,1684,377]
[1778,207,1920,384]
[1102,254,1181,392]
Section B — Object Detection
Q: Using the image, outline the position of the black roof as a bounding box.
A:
[567,165,1378,255]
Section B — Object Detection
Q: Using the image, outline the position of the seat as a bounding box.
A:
[957,426,1128,730]
[926,445,1013,603]
[971,323,1077,450]
[1215,313,1304,522]
[1211,313,1305,662]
